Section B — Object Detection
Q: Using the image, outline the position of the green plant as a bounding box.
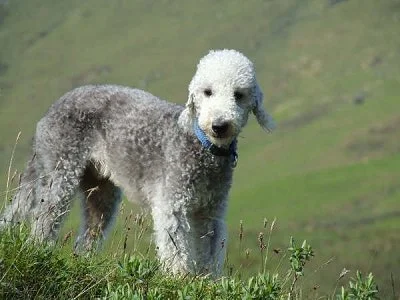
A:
[337,271,379,300]
[117,254,159,282]
[287,237,314,298]
[244,273,281,300]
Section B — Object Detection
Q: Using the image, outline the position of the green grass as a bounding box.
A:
[0,224,380,299]
[0,0,399,297]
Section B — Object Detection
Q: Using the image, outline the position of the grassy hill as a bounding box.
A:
[0,0,399,297]
[0,225,379,299]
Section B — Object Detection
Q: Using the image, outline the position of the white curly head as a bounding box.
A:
[179,49,275,147]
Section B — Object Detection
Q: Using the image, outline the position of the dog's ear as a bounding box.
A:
[178,93,196,131]
[253,84,275,132]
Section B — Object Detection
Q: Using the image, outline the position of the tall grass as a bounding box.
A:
[0,218,381,299]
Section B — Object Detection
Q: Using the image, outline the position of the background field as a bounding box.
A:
[0,0,399,297]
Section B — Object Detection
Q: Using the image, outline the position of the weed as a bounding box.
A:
[337,271,379,300]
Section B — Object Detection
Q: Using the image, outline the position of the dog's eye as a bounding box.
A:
[203,88,213,97]
[234,91,245,101]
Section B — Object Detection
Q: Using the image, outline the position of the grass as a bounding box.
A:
[0,223,380,299]
[0,0,400,297]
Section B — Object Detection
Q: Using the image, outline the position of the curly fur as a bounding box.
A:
[0,49,274,275]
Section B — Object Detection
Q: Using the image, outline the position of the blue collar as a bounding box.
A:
[193,121,238,167]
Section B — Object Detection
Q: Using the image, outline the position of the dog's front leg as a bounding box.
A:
[151,198,227,276]
[197,215,227,276]
[151,203,193,274]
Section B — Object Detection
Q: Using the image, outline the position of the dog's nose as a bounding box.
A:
[212,120,229,136]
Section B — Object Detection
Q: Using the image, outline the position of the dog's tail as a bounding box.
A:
[1,155,38,229]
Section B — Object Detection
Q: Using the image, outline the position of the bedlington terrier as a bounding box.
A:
[1,49,274,275]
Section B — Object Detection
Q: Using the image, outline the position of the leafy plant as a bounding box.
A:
[244,273,281,300]
[337,271,379,300]
[287,237,314,298]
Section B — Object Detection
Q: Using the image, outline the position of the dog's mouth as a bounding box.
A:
[208,129,237,148]
[211,131,229,139]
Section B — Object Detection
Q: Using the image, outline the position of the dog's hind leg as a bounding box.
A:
[75,163,122,251]
[29,155,85,242]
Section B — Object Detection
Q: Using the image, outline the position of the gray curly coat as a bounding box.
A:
[1,49,274,275]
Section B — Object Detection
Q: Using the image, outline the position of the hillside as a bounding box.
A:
[1,225,380,299]
[0,0,399,296]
